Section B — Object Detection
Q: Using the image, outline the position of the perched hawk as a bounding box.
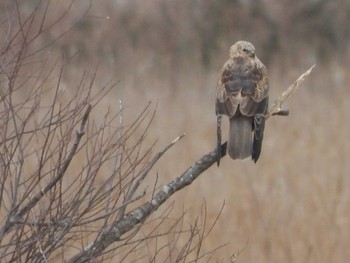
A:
[216,41,269,165]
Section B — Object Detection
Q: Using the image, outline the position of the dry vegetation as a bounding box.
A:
[0,0,349,262]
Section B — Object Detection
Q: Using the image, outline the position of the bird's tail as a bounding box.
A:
[227,116,252,160]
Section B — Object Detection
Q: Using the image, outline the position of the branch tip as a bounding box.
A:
[172,133,185,144]
[267,64,315,118]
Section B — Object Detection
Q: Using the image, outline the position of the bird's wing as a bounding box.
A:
[245,58,269,162]
[239,59,269,116]
[216,60,240,117]
[251,96,268,162]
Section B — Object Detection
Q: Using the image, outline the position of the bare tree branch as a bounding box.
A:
[117,133,186,221]
[266,64,316,118]
[66,65,315,263]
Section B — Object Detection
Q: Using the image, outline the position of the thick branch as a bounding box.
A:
[66,66,315,263]
[117,133,186,220]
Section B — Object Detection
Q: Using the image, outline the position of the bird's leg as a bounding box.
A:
[216,115,222,166]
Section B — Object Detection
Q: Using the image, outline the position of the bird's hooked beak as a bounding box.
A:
[249,50,255,58]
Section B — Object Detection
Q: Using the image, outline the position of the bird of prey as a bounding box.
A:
[216,41,269,165]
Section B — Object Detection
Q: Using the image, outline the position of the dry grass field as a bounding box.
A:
[1,0,349,262]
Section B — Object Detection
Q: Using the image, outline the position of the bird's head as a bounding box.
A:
[229,41,256,59]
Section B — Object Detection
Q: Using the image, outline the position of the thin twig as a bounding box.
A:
[266,64,315,118]
[0,105,91,239]
[105,99,124,213]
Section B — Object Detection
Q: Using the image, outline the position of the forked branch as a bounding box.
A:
[266,64,315,118]
[67,65,315,262]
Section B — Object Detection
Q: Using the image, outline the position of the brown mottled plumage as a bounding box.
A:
[216,41,269,165]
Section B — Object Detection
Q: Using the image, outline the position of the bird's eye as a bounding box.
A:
[242,49,248,53]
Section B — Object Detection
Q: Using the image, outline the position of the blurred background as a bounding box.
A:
[2,0,350,261]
